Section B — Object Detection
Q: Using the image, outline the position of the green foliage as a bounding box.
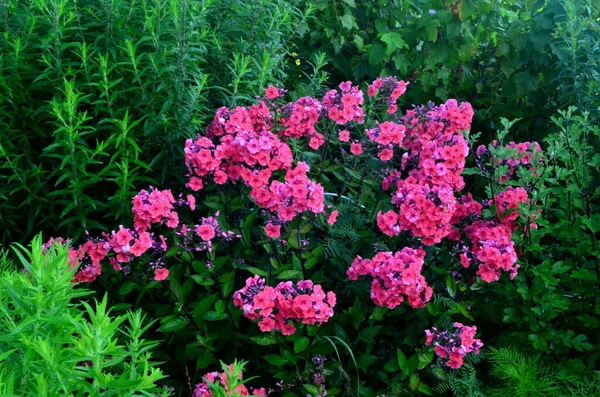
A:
[297,0,600,137]
[486,348,600,397]
[479,107,600,370]
[0,235,169,396]
[0,0,309,246]
[436,348,600,397]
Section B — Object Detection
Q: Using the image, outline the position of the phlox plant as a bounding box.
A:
[45,77,542,396]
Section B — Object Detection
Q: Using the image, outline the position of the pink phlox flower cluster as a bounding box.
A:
[425,322,483,369]
[186,103,293,191]
[366,121,406,161]
[378,176,456,245]
[450,194,483,225]
[439,99,474,134]
[401,101,472,191]
[42,237,109,283]
[463,221,519,282]
[367,77,409,114]
[175,212,239,253]
[250,162,325,222]
[103,225,154,263]
[347,248,432,309]
[278,96,323,149]
[477,141,543,182]
[406,134,469,190]
[493,186,536,230]
[45,216,170,283]
[132,187,178,232]
[185,104,329,226]
[233,276,336,336]
[321,81,365,125]
[192,364,266,397]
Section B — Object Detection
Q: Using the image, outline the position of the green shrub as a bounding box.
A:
[0,0,310,246]
[0,235,170,396]
[296,0,600,137]
[474,107,600,370]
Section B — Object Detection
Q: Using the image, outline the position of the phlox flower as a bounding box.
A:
[339,130,350,142]
[425,323,483,369]
[347,248,432,309]
[327,210,339,225]
[154,268,169,281]
[198,224,216,241]
[192,364,266,397]
[264,85,280,99]
[233,276,336,335]
[265,223,281,238]
[350,142,363,155]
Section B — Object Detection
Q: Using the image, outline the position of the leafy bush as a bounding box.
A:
[0,235,170,396]
[296,0,600,137]
[477,107,600,370]
[40,77,550,395]
[0,0,310,246]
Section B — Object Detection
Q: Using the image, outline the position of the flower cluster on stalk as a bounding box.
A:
[233,276,336,336]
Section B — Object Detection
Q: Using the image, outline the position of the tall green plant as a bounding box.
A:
[479,107,600,370]
[0,0,310,246]
[0,235,170,395]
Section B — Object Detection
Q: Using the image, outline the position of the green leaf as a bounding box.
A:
[459,0,475,20]
[340,14,355,30]
[250,335,277,346]
[264,354,288,367]
[118,281,136,295]
[353,35,364,50]
[294,336,310,353]
[446,274,457,298]
[246,267,269,277]
[193,295,218,319]
[368,44,386,65]
[455,303,475,321]
[303,384,320,396]
[397,348,409,375]
[342,0,356,7]
[425,20,440,42]
[157,317,189,332]
[380,32,407,55]
[191,275,215,286]
[278,270,300,279]
[201,311,229,321]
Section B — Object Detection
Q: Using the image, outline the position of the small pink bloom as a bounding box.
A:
[187,177,203,191]
[154,268,169,281]
[265,223,281,238]
[367,85,377,97]
[115,227,133,246]
[378,148,393,161]
[327,210,339,225]
[198,224,216,241]
[187,194,196,211]
[166,211,179,228]
[350,142,363,155]
[214,170,228,185]
[339,130,350,142]
[425,330,434,346]
[265,85,279,99]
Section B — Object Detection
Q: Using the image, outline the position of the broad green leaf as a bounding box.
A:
[380,32,407,55]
